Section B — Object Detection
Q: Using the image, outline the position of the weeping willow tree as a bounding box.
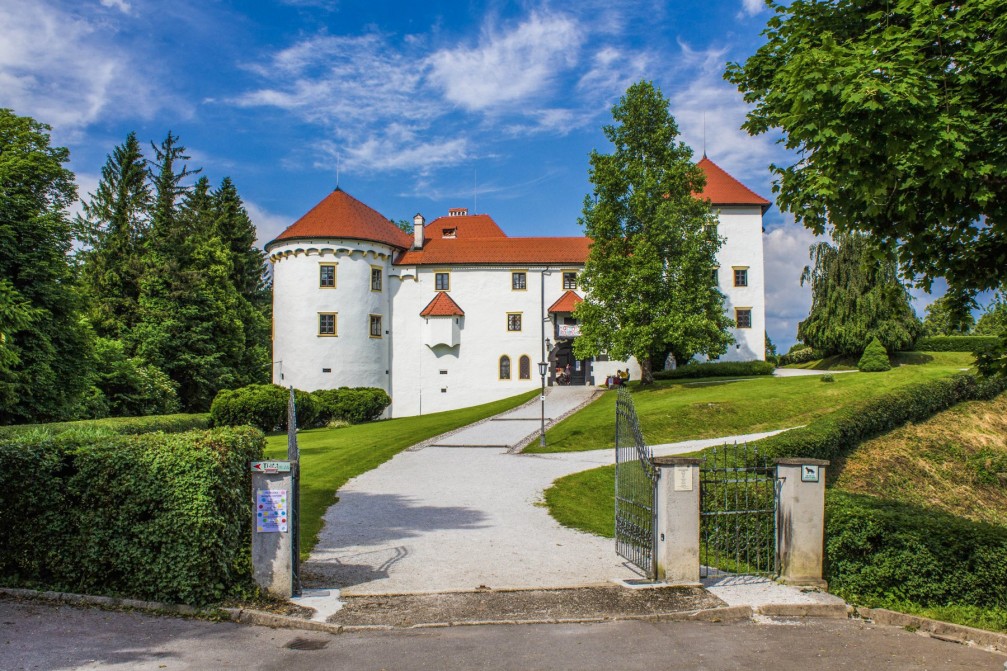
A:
[798,233,921,356]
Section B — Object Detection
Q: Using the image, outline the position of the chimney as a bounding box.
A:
[448,207,468,217]
[413,213,425,250]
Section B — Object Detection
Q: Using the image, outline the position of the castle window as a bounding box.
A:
[319,264,336,288]
[369,314,382,338]
[519,355,531,380]
[499,355,511,380]
[318,312,337,336]
[371,267,383,292]
[435,271,450,291]
[507,313,523,332]
[512,272,527,291]
[733,267,749,287]
[563,271,578,290]
[735,308,752,329]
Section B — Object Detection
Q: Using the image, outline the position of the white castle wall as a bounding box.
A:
[269,239,394,393]
[714,206,767,362]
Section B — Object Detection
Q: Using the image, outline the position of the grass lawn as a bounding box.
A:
[528,351,974,453]
[781,354,860,370]
[265,390,537,558]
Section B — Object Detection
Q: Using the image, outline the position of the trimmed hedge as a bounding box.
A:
[210,384,320,432]
[857,337,891,372]
[913,336,998,353]
[826,491,1007,610]
[756,372,1007,463]
[0,413,210,440]
[313,387,391,424]
[0,426,264,605]
[653,360,775,381]
[778,346,821,366]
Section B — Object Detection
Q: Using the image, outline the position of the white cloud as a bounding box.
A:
[245,199,294,247]
[762,221,821,348]
[99,0,132,14]
[0,0,171,135]
[426,12,582,112]
[740,0,766,17]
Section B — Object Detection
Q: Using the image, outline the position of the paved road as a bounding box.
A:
[2,599,1003,670]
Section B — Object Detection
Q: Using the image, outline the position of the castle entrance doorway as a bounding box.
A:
[552,341,591,386]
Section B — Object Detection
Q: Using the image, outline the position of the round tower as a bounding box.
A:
[265,188,411,394]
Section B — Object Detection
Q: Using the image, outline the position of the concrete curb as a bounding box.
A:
[856,606,1007,654]
[756,603,852,619]
[407,391,546,451]
[0,587,203,617]
[511,388,603,453]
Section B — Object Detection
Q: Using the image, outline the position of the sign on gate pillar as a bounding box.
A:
[652,457,701,585]
[775,458,829,588]
[251,461,297,597]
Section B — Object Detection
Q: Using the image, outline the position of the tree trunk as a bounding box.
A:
[639,357,654,385]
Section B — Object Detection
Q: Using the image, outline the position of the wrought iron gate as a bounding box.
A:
[700,442,778,579]
[614,389,658,580]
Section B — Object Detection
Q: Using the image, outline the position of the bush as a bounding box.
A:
[313,387,391,424]
[0,413,210,440]
[821,374,835,383]
[83,338,180,419]
[0,426,264,605]
[755,372,1007,463]
[826,491,1007,610]
[913,335,999,353]
[652,360,775,381]
[857,338,891,372]
[210,384,320,432]
[778,346,821,366]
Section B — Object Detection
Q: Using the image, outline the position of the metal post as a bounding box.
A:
[286,386,301,596]
[539,268,551,447]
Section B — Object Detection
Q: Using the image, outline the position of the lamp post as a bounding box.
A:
[539,266,553,448]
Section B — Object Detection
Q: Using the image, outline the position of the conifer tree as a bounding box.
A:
[573,82,732,383]
[77,132,151,338]
[212,177,268,305]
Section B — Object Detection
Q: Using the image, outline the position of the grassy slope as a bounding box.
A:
[266,390,538,557]
[530,352,973,453]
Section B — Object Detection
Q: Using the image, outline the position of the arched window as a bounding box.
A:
[519,355,531,380]
[499,355,511,380]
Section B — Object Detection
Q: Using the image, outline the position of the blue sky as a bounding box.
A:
[0,0,955,348]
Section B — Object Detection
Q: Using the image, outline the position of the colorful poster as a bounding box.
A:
[256,489,288,533]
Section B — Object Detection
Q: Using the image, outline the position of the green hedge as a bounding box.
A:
[0,413,210,440]
[210,384,320,432]
[778,346,821,366]
[652,360,776,380]
[0,426,263,606]
[313,387,391,424]
[826,491,1007,609]
[913,336,998,353]
[756,372,1007,462]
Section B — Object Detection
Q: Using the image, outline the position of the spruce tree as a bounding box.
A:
[212,177,268,305]
[77,132,151,339]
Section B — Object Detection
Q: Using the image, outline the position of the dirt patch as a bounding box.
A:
[329,585,727,627]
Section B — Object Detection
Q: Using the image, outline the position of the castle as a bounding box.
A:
[267,157,769,417]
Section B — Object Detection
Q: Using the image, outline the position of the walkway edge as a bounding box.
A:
[856,606,1007,653]
[511,388,603,453]
[407,391,546,451]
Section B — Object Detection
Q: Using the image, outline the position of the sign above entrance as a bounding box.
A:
[558,324,581,338]
[251,461,291,474]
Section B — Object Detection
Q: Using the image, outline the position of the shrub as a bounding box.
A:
[210,384,319,432]
[913,335,999,353]
[0,413,210,440]
[821,374,835,383]
[755,372,1007,463]
[313,387,391,424]
[858,338,891,372]
[826,491,1007,610]
[0,426,264,605]
[83,338,180,418]
[778,346,821,366]
[652,360,775,381]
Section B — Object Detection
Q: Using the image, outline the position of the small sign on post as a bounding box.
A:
[251,461,292,474]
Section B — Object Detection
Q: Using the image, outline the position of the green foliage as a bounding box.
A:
[0,108,94,424]
[914,336,999,353]
[652,360,775,380]
[921,293,977,336]
[210,384,320,432]
[798,234,921,356]
[826,491,1007,610]
[313,387,391,424]
[778,346,820,365]
[755,372,1007,462]
[726,0,1007,295]
[975,294,1007,336]
[0,426,263,605]
[573,81,732,382]
[83,337,179,418]
[821,374,835,383]
[0,413,210,440]
[764,332,778,363]
[858,338,891,372]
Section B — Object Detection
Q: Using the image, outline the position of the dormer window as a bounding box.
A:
[442,228,457,238]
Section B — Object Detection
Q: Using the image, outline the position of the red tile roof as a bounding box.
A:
[697,157,772,212]
[266,188,412,250]
[396,237,591,266]
[548,290,583,313]
[425,214,506,239]
[420,292,465,317]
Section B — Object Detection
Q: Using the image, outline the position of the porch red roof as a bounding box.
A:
[548,290,583,313]
[420,292,465,317]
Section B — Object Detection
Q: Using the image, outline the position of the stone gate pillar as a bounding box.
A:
[775,458,829,588]
[653,456,701,585]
